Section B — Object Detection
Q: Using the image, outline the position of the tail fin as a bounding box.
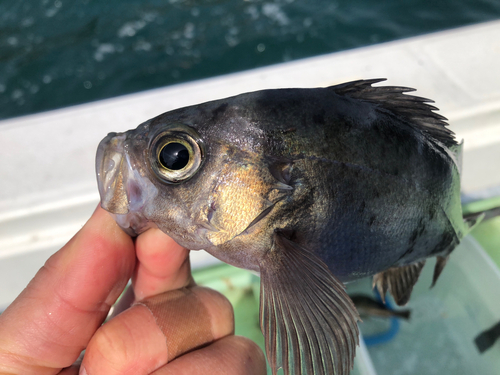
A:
[463,203,500,234]
[449,140,463,175]
[464,206,500,222]
[463,212,485,234]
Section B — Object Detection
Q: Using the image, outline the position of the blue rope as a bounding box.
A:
[362,289,401,346]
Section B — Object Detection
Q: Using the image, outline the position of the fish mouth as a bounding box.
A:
[111,211,158,237]
[96,132,158,236]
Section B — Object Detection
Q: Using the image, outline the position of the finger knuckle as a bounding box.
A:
[86,320,135,370]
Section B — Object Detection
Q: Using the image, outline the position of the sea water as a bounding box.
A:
[1,0,500,120]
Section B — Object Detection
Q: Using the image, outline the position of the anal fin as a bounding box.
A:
[431,255,449,288]
[373,260,426,306]
[259,232,360,375]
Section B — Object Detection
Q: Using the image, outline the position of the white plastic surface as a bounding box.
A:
[348,236,500,375]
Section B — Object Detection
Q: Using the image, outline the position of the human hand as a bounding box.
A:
[0,206,266,375]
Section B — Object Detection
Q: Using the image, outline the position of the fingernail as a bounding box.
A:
[79,365,88,375]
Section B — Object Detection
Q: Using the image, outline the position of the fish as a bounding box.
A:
[96,79,481,375]
[350,294,410,320]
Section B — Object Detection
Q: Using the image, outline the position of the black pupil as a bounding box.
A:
[159,142,190,170]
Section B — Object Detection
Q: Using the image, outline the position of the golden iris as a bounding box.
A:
[150,124,204,183]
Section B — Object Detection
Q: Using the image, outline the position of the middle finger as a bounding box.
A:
[133,228,192,301]
[81,286,234,375]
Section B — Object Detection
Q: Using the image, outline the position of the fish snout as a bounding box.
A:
[96,132,159,236]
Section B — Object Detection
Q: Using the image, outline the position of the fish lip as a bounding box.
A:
[111,211,158,237]
[96,132,129,214]
[96,131,159,236]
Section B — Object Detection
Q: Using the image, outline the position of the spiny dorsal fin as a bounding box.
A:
[332,79,457,148]
[259,232,360,375]
[372,260,426,306]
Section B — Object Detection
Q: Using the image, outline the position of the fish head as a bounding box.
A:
[96,102,288,266]
[96,119,204,244]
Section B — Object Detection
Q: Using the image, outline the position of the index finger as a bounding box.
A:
[132,228,192,301]
[0,206,136,374]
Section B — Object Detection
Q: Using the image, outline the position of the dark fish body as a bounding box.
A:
[96,79,477,375]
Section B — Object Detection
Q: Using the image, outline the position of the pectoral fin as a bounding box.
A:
[373,260,426,306]
[259,232,360,375]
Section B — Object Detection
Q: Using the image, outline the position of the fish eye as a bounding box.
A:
[150,124,204,184]
[159,142,190,170]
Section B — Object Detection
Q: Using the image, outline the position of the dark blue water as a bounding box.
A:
[1,0,500,120]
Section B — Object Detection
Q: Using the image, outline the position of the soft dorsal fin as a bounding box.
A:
[332,79,457,148]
